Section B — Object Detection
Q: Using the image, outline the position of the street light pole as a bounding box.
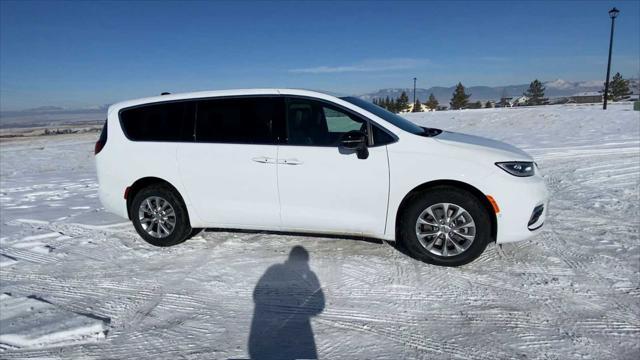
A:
[603,7,620,110]
[413,77,417,107]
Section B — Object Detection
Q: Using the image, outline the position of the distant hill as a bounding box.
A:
[0,106,108,129]
[359,79,639,105]
[2,78,637,128]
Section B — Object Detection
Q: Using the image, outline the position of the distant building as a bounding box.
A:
[571,92,603,104]
[496,97,513,108]
[549,97,571,105]
[436,105,448,111]
[510,96,529,107]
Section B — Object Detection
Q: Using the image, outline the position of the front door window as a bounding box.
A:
[286,98,366,146]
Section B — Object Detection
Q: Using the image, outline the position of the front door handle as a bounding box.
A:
[281,158,303,165]
[252,157,276,164]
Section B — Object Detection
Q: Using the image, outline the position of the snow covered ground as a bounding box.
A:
[0,103,638,359]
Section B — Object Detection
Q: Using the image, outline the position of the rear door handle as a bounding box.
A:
[280,158,303,165]
[252,157,276,164]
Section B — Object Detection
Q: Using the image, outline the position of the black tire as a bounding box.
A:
[130,184,192,247]
[399,186,491,267]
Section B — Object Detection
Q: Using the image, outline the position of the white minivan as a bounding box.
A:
[96,89,548,266]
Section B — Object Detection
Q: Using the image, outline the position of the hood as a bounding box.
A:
[434,131,532,161]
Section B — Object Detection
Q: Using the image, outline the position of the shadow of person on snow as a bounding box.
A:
[248,246,325,360]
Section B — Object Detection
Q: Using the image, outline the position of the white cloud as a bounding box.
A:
[289,58,430,74]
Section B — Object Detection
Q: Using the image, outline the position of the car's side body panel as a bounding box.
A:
[96,123,191,222]
[277,145,389,237]
[381,137,548,243]
[176,143,280,229]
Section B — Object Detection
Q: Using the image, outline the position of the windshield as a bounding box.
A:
[340,96,425,135]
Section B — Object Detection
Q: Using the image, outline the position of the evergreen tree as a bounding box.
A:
[425,93,439,110]
[397,91,409,112]
[412,99,423,112]
[388,97,397,113]
[485,100,493,108]
[605,72,632,101]
[450,82,471,110]
[524,79,547,106]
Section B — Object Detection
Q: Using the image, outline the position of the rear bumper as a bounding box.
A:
[98,185,128,219]
[488,173,549,244]
[96,156,129,220]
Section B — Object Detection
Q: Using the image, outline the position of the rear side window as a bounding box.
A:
[195,97,282,144]
[120,102,194,142]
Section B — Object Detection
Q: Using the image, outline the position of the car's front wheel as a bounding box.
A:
[399,186,491,266]
[130,184,192,247]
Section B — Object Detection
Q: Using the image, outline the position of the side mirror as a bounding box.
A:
[339,130,369,159]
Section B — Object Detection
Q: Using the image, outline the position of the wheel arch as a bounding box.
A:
[125,177,189,221]
[394,179,497,242]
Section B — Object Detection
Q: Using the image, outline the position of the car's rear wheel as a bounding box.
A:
[130,184,192,247]
[400,186,491,266]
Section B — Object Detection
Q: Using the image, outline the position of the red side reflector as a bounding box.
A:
[486,195,500,213]
[124,187,131,199]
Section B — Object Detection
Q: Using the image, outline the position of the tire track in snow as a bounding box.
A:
[108,234,232,348]
[316,316,509,359]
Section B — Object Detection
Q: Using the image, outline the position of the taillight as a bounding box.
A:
[95,120,108,155]
[94,140,105,155]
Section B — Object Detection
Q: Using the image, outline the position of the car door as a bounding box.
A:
[177,96,283,229]
[277,97,390,236]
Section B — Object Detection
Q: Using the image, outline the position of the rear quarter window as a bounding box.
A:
[99,119,107,143]
[120,102,194,142]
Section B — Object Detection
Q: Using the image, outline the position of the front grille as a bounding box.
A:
[528,204,544,229]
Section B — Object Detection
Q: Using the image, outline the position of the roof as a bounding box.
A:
[107,88,341,115]
[572,91,602,97]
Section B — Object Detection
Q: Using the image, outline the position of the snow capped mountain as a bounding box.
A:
[545,78,606,90]
[545,79,575,90]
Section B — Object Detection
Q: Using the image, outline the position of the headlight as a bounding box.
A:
[495,161,535,177]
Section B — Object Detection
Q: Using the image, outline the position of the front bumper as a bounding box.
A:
[527,204,545,230]
[486,172,549,244]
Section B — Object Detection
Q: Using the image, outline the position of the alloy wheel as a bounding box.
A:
[138,196,176,238]
[414,203,476,257]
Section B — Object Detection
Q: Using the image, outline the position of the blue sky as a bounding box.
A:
[1,0,639,111]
